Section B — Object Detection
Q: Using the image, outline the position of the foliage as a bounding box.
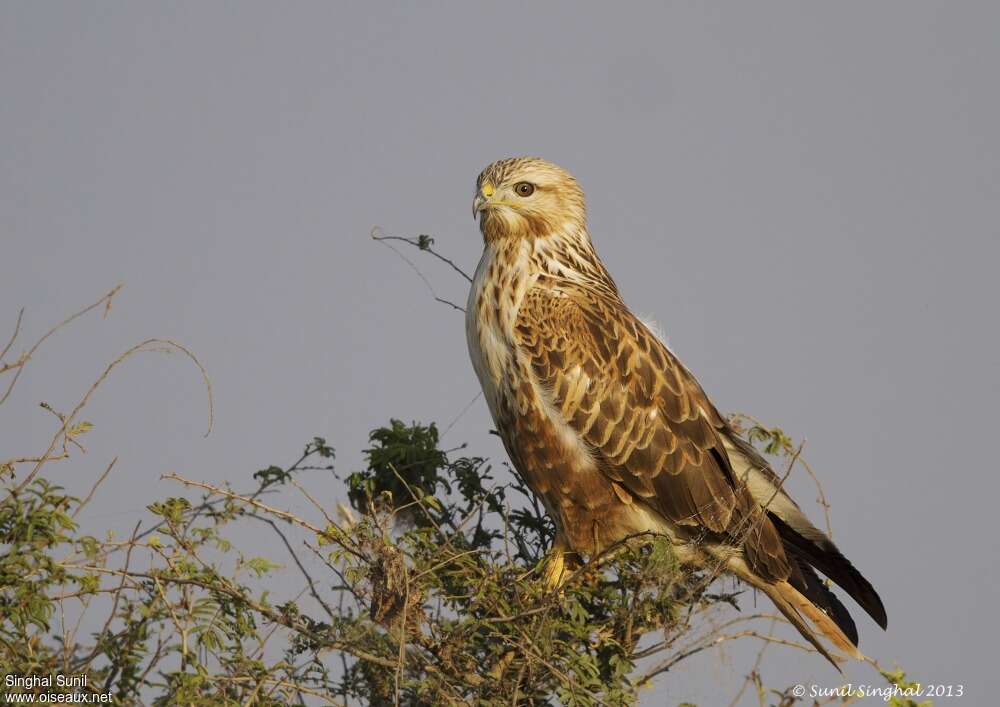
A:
[0,289,927,705]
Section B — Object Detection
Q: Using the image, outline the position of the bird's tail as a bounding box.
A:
[754,578,864,671]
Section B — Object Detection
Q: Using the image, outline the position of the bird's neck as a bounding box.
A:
[528,225,621,298]
[479,222,621,303]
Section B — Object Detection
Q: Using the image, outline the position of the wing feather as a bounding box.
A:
[515,285,790,580]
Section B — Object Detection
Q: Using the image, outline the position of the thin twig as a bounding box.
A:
[0,307,24,362]
[0,284,123,407]
[73,457,118,519]
[248,514,337,620]
[7,338,213,501]
[62,563,402,670]
[371,229,473,283]
[728,618,778,707]
[370,228,468,312]
[162,474,325,535]
[74,521,143,674]
[441,390,483,438]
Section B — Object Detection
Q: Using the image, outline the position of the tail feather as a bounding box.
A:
[771,514,888,630]
[757,579,864,671]
[720,431,885,667]
[792,559,859,648]
[724,434,887,631]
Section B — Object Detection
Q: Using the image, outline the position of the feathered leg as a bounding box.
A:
[542,533,581,588]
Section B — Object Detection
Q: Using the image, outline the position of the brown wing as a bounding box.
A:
[515,283,791,582]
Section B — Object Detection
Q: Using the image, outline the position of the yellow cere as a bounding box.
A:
[482,182,494,197]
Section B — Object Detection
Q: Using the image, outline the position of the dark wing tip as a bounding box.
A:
[795,560,860,647]
[771,514,888,630]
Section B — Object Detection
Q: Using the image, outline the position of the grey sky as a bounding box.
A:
[3,2,998,704]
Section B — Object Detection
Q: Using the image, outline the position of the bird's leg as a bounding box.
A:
[541,533,581,589]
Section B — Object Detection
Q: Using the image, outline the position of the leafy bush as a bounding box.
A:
[0,289,928,706]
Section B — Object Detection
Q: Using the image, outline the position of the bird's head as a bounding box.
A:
[473,157,587,244]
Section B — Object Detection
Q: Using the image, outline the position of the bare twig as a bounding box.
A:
[162,474,325,535]
[0,307,24,362]
[0,284,123,407]
[73,457,118,519]
[370,228,468,312]
[730,412,834,536]
[637,629,816,686]
[61,563,402,670]
[371,229,473,283]
[249,514,337,620]
[73,521,143,674]
[441,390,483,438]
[728,618,778,707]
[7,338,213,501]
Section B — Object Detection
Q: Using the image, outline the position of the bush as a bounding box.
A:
[0,289,928,706]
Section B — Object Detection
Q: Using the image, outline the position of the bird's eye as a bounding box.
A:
[514,182,535,197]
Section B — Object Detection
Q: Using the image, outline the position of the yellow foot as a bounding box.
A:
[540,536,580,589]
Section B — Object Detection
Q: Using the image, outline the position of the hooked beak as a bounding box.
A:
[473,193,487,220]
[473,182,495,220]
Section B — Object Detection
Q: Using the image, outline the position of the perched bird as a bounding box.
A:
[465,157,886,668]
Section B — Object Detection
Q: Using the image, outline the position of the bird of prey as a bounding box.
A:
[465,157,886,668]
